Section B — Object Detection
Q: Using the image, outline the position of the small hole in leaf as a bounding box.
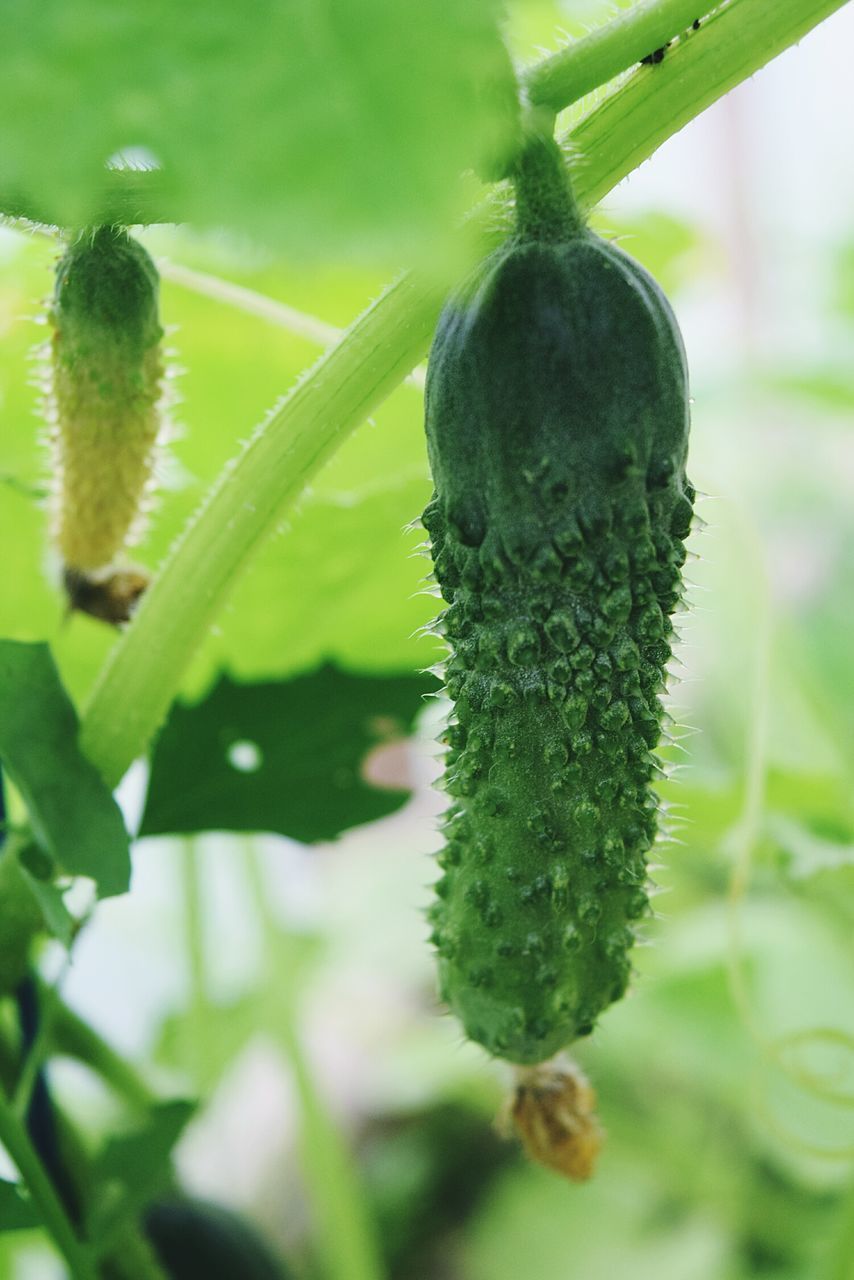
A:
[227,740,263,773]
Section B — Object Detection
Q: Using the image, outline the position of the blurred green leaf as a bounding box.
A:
[0,640,130,897]
[155,995,262,1094]
[18,862,76,947]
[0,1180,39,1232]
[771,816,854,881]
[591,208,715,296]
[86,1100,195,1246]
[140,664,435,840]
[765,368,854,411]
[0,0,517,260]
[464,1157,731,1280]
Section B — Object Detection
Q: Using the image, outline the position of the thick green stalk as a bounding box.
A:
[0,1089,99,1280]
[524,0,710,111]
[80,0,849,786]
[565,0,851,198]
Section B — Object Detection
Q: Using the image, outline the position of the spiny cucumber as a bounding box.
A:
[422,137,693,1154]
[46,225,165,620]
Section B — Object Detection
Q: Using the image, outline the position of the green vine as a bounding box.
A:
[524,0,710,111]
[78,0,848,786]
[0,1089,99,1280]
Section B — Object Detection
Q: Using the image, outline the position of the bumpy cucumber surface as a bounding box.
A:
[48,225,164,575]
[424,140,693,1066]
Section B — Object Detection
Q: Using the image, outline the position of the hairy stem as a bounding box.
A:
[80,0,847,785]
[565,0,850,198]
[524,0,710,111]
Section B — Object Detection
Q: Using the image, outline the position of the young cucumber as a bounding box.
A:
[424,137,693,1067]
[48,225,164,584]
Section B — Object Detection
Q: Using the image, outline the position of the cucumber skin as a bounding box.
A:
[49,226,164,573]
[424,230,693,1066]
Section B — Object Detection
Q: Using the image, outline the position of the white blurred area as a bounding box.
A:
[16,3,854,1272]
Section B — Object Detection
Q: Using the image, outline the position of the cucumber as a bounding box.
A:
[423,137,693,1069]
[47,225,164,586]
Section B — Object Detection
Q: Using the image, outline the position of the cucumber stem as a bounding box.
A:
[512,135,584,241]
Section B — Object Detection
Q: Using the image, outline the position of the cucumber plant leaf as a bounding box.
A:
[0,0,518,259]
[17,862,77,948]
[140,664,436,841]
[0,641,130,897]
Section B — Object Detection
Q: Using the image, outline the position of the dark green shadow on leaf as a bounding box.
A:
[140,663,437,842]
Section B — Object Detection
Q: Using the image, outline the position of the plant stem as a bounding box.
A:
[0,996,168,1280]
[0,1089,99,1280]
[43,987,157,1112]
[180,837,211,1082]
[524,0,709,110]
[565,0,850,201]
[283,1020,385,1280]
[12,987,53,1120]
[158,260,428,391]
[513,135,585,240]
[243,843,385,1280]
[160,261,342,348]
[80,0,848,787]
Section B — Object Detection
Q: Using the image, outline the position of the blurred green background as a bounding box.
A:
[2,0,854,1276]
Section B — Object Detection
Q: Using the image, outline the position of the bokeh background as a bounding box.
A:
[2,0,854,1275]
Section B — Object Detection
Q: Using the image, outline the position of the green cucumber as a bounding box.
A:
[48,225,164,583]
[423,137,693,1069]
